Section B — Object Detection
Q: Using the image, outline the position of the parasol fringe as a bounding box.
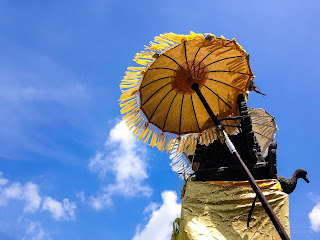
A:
[120,91,137,103]
[166,137,174,153]
[125,71,143,76]
[169,138,178,153]
[127,66,146,71]
[134,57,153,66]
[120,97,137,108]
[120,83,139,89]
[138,126,150,140]
[176,138,183,153]
[204,131,209,146]
[121,104,138,115]
[122,76,142,80]
[157,134,163,150]
[207,129,214,142]
[120,101,137,113]
[190,136,196,153]
[160,136,167,152]
[120,87,138,97]
[128,116,142,130]
[161,135,167,151]
[184,136,190,152]
[125,111,139,124]
[133,119,145,135]
[123,109,138,120]
[157,134,165,151]
[121,80,140,85]
[119,93,136,103]
[135,53,154,59]
[154,36,175,45]
[144,128,153,143]
[150,131,158,147]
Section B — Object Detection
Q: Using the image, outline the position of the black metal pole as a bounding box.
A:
[191,83,290,240]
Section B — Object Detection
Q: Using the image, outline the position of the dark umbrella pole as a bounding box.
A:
[191,83,290,240]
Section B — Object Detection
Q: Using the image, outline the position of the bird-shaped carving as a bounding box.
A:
[277,168,309,194]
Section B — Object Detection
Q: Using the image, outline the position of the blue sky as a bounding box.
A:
[0,0,319,239]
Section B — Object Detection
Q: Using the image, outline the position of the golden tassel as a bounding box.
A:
[169,137,178,153]
[160,136,167,152]
[166,137,173,153]
[144,129,153,144]
[120,98,136,108]
[150,131,158,147]
[139,127,149,141]
[133,120,144,135]
[125,111,139,124]
[129,116,142,130]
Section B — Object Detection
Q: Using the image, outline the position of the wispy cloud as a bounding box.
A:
[0,174,41,213]
[22,220,51,240]
[42,197,76,221]
[0,84,87,104]
[88,119,152,210]
[0,171,77,221]
[0,41,92,161]
[132,191,181,240]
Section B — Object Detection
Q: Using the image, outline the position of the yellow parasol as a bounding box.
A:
[120,32,254,153]
[119,32,289,240]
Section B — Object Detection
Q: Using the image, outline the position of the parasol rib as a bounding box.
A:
[141,82,171,106]
[149,89,173,121]
[192,47,201,76]
[148,67,176,72]
[190,94,200,131]
[162,92,178,130]
[203,85,232,109]
[207,78,242,91]
[206,55,243,67]
[179,95,185,135]
[209,70,250,75]
[199,51,214,64]
[184,41,189,69]
[253,131,274,140]
[140,76,172,89]
[192,47,201,64]
[162,54,181,67]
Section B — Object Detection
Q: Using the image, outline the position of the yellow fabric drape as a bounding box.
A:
[174,180,290,240]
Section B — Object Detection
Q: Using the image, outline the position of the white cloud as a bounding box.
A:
[4,182,23,199]
[0,172,76,222]
[0,179,41,213]
[0,172,8,186]
[22,220,51,240]
[309,202,320,232]
[132,191,181,240]
[42,197,76,221]
[24,182,42,213]
[88,120,152,210]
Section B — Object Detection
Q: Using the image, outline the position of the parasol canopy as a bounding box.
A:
[170,107,278,176]
[120,32,255,153]
[249,108,278,156]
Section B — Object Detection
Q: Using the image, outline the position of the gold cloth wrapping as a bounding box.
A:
[176,180,290,240]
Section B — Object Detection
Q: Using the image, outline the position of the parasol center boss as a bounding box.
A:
[171,60,209,95]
